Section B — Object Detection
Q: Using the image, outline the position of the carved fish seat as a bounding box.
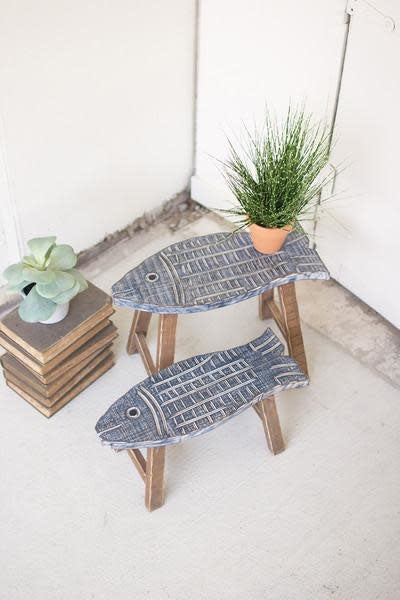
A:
[96,328,308,508]
[112,231,329,315]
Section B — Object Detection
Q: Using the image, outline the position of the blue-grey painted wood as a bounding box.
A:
[112,231,329,314]
[95,328,308,450]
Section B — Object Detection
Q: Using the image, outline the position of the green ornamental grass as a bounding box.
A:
[220,107,331,229]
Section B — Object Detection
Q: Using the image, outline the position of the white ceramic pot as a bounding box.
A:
[21,284,70,324]
[39,301,70,324]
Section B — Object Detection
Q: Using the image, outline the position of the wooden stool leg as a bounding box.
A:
[156,314,178,370]
[256,395,285,455]
[145,447,166,511]
[126,310,152,355]
[143,314,178,510]
[277,282,308,376]
[259,289,274,320]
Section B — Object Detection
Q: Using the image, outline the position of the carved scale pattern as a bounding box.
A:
[95,328,308,450]
[111,231,329,314]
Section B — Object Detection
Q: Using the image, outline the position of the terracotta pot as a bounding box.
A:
[249,223,293,254]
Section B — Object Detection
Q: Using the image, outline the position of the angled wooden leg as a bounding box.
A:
[126,446,166,511]
[156,314,178,370]
[256,395,285,455]
[259,289,274,320]
[127,448,146,482]
[124,314,178,510]
[142,314,178,510]
[126,310,152,355]
[277,282,308,376]
[145,447,166,511]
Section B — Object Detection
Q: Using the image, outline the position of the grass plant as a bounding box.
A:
[219,107,331,229]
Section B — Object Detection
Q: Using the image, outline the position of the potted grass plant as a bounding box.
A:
[219,107,331,253]
[3,236,87,324]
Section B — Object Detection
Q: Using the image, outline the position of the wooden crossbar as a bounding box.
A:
[264,299,286,337]
[135,333,156,375]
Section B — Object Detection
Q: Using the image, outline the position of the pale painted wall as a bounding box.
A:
[316,0,400,328]
[192,0,347,211]
[2,1,398,326]
[192,0,400,327]
[0,0,196,274]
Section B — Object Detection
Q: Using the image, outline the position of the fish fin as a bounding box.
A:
[248,328,284,356]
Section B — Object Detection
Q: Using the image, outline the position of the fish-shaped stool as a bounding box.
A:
[111,231,329,313]
[96,328,308,450]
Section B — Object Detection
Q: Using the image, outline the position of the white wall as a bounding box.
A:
[316,0,400,328]
[0,0,196,274]
[192,0,347,211]
[192,0,400,326]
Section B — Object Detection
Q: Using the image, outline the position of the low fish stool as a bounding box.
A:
[96,328,308,510]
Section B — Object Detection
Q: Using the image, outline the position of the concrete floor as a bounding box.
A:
[1,213,399,600]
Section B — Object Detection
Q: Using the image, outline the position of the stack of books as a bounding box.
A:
[0,282,118,417]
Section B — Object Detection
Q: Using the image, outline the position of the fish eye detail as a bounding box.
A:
[145,272,159,282]
[126,407,141,419]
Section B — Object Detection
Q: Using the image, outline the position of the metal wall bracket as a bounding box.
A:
[345,0,358,16]
[346,0,396,32]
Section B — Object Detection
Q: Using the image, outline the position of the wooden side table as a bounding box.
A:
[111,231,329,509]
[0,283,118,416]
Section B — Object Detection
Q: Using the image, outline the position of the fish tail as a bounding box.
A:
[248,328,284,356]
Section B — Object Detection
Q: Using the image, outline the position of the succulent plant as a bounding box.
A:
[3,236,88,323]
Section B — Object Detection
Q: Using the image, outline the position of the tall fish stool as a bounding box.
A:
[110,231,329,509]
[96,329,308,510]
